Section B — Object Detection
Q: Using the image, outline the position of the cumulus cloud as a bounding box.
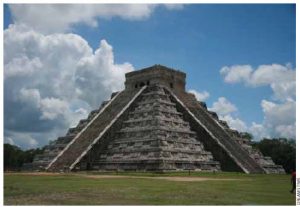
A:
[220,64,295,102]
[219,64,296,139]
[220,115,248,132]
[214,98,296,140]
[188,89,210,101]
[75,40,133,106]
[261,99,295,127]
[4,24,133,148]
[209,97,237,115]
[208,97,248,133]
[5,131,38,149]
[260,99,296,138]
[5,137,15,145]
[220,65,253,84]
[4,4,185,148]
[275,124,296,138]
[248,122,270,140]
[9,4,183,34]
[4,56,43,78]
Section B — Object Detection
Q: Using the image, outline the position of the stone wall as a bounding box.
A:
[125,65,186,92]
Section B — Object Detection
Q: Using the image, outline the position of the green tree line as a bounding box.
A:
[4,144,44,171]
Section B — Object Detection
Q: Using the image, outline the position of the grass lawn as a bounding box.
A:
[4,171,295,205]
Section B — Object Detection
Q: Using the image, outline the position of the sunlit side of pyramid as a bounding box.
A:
[33,65,285,173]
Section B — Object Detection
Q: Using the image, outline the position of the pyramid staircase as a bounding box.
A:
[170,89,265,173]
[45,86,146,171]
[32,107,106,170]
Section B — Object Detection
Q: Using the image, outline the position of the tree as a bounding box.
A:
[253,138,296,173]
[4,143,45,171]
[4,144,24,170]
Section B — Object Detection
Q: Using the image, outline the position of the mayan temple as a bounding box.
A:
[33,65,284,174]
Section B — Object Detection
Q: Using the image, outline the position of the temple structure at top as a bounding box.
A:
[32,65,285,174]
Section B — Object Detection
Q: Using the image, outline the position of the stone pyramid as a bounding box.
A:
[33,65,284,173]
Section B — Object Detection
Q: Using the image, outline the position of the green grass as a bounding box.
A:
[4,172,295,205]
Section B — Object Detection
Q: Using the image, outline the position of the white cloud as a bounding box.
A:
[261,99,296,127]
[209,97,237,115]
[4,24,133,148]
[209,97,246,132]
[19,88,41,107]
[9,4,183,34]
[4,4,185,149]
[270,81,295,102]
[209,96,296,139]
[275,124,295,138]
[260,99,296,138]
[250,64,295,86]
[164,4,184,10]
[209,97,247,132]
[19,88,70,120]
[220,115,248,132]
[219,63,296,139]
[216,99,296,139]
[5,131,38,149]
[5,137,15,145]
[75,39,133,107]
[188,89,210,101]
[249,122,270,140]
[4,56,43,78]
[40,98,69,120]
[220,64,295,102]
[220,65,253,84]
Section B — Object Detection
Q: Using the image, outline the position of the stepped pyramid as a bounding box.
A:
[33,65,284,173]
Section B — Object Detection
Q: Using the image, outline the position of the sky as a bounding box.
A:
[3,4,296,149]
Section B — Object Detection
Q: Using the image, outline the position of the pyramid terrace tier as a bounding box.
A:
[90,160,220,171]
[123,117,190,127]
[117,127,197,140]
[105,136,206,152]
[97,143,214,160]
[134,103,178,114]
[260,165,286,174]
[109,135,203,149]
[139,89,172,100]
[137,98,176,107]
[128,108,184,119]
[105,135,203,145]
[123,119,191,132]
[133,103,179,114]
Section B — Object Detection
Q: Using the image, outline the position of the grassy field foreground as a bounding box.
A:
[4,172,295,205]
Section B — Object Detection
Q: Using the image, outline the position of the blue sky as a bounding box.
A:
[3,4,296,148]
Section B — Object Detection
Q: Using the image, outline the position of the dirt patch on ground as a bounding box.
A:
[79,174,243,182]
[5,172,64,176]
[5,172,244,182]
[154,176,241,182]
